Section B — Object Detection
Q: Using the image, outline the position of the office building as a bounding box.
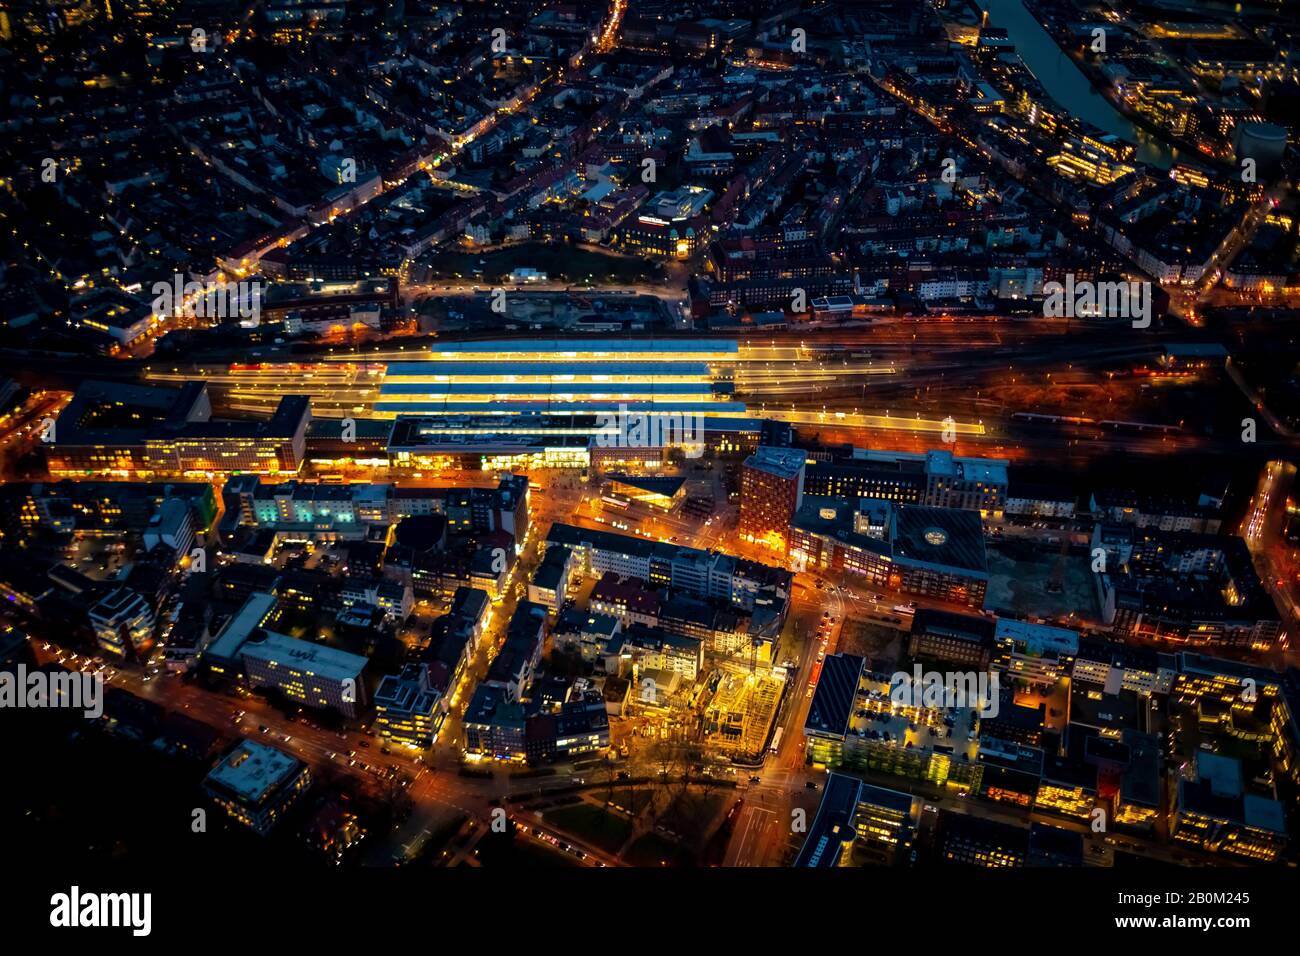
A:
[204,592,368,717]
[805,448,1008,517]
[240,632,369,718]
[142,498,196,557]
[793,772,867,868]
[908,609,996,667]
[546,522,792,615]
[89,588,156,658]
[1171,752,1287,861]
[805,653,985,788]
[222,474,527,545]
[791,497,989,607]
[463,683,528,762]
[203,739,312,836]
[938,813,1029,867]
[992,618,1080,685]
[739,445,806,551]
[375,663,443,749]
[853,783,920,865]
[47,380,309,479]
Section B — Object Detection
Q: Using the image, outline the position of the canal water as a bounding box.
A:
[976,0,1178,168]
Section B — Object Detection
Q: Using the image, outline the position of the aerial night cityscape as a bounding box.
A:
[1,0,1298,937]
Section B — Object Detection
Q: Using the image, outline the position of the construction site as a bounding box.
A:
[700,668,785,759]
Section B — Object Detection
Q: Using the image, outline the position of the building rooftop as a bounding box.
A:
[605,473,688,498]
[911,608,996,648]
[994,618,1080,657]
[744,445,807,480]
[205,740,303,804]
[805,652,865,740]
[793,772,863,867]
[425,338,738,356]
[924,449,1009,487]
[206,592,279,662]
[892,505,988,576]
[791,497,987,578]
[239,630,368,683]
[53,379,310,451]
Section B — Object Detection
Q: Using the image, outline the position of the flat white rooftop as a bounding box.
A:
[206,592,278,662]
[240,631,368,683]
[205,739,302,802]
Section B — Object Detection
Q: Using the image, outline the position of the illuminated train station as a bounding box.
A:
[137,339,753,473]
[369,339,748,471]
[375,338,744,419]
[137,337,982,473]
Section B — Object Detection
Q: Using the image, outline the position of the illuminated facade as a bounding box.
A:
[739,446,806,551]
[790,497,989,608]
[939,814,1028,867]
[1034,756,1098,821]
[992,618,1079,685]
[545,522,792,614]
[1171,753,1286,862]
[240,631,368,718]
[604,474,686,511]
[89,587,156,658]
[620,213,708,259]
[852,784,919,865]
[1092,525,1285,649]
[804,655,983,791]
[48,380,309,479]
[375,663,443,749]
[375,338,738,418]
[221,474,527,545]
[793,773,866,868]
[205,593,368,717]
[463,683,527,762]
[1170,652,1300,808]
[5,479,217,539]
[805,449,1007,518]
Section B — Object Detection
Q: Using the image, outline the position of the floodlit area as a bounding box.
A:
[703,670,783,756]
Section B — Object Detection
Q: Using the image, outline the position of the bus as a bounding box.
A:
[892,603,916,618]
[769,727,784,754]
[600,495,629,510]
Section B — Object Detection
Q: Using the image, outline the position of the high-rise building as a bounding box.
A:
[739,445,806,550]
